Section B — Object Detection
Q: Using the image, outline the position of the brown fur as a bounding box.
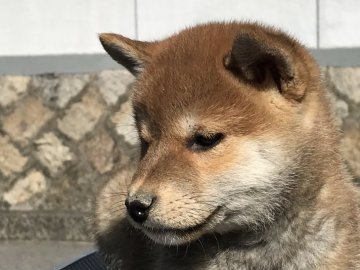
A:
[95,22,360,269]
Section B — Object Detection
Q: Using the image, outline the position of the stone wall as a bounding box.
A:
[0,67,359,241]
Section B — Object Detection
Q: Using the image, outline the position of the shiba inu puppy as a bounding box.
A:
[95,22,360,269]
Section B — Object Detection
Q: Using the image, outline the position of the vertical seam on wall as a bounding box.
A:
[134,0,139,39]
[316,0,320,49]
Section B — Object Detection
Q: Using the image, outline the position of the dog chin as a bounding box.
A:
[141,226,203,245]
[127,218,210,245]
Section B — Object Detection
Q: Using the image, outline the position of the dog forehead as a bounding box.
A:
[133,85,266,139]
[131,24,276,133]
[132,65,268,133]
[132,24,239,105]
[134,75,241,125]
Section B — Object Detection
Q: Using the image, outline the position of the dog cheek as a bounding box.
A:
[209,139,290,224]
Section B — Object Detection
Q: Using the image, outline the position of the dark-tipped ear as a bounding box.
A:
[224,33,296,98]
[99,33,154,76]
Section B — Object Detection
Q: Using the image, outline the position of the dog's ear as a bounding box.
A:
[99,33,155,76]
[224,33,301,100]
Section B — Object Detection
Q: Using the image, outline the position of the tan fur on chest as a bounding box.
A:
[95,22,360,270]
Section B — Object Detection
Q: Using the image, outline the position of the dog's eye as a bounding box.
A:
[189,133,224,151]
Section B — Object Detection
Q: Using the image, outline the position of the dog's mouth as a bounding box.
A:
[138,206,222,245]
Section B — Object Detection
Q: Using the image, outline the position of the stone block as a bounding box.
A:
[2,97,54,146]
[34,133,74,176]
[39,165,104,213]
[58,88,103,141]
[328,91,349,127]
[3,170,46,206]
[0,212,92,241]
[341,129,360,178]
[81,129,115,174]
[97,70,134,106]
[31,74,90,108]
[0,76,30,108]
[111,100,138,145]
[327,67,360,104]
[0,135,28,177]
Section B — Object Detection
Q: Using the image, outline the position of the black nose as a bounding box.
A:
[125,194,155,223]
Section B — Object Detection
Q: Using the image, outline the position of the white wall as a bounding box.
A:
[319,0,360,48]
[137,0,317,46]
[0,0,359,56]
[0,0,135,56]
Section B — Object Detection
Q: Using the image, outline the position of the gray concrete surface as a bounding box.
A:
[0,241,94,270]
[2,49,360,76]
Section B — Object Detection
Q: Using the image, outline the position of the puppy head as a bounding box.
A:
[98,23,326,245]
